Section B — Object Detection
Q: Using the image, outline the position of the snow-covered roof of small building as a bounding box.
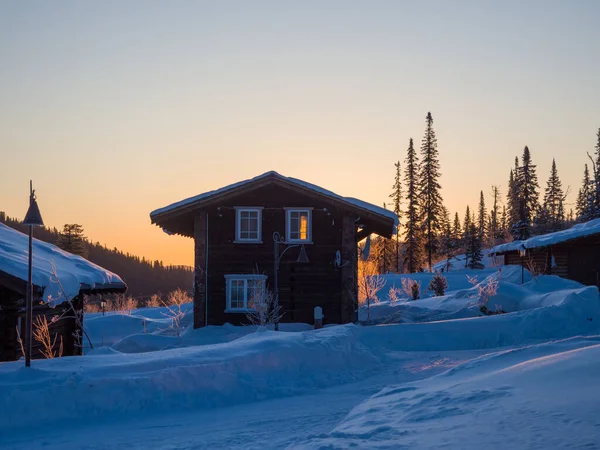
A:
[151,171,398,225]
[490,218,600,255]
[0,223,126,306]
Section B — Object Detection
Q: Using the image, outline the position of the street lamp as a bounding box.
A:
[519,244,526,285]
[100,300,106,316]
[23,181,44,367]
[273,231,309,331]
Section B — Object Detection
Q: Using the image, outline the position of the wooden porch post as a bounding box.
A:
[341,215,358,323]
[194,212,207,328]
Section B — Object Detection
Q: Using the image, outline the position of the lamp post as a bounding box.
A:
[519,245,526,285]
[23,181,44,367]
[100,300,106,316]
[273,231,309,331]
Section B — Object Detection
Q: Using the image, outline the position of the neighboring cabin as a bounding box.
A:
[150,171,397,327]
[491,218,600,286]
[0,223,126,362]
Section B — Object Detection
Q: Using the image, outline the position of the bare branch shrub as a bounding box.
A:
[387,285,403,305]
[147,294,161,308]
[113,294,138,315]
[16,325,25,359]
[33,315,63,359]
[84,299,101,313]
[245,285,283,327]
[467,272,501,315]
[160,288,192,337]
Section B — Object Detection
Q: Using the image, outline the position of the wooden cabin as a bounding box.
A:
[150,171,397,327]
[0,223,126,362]
[490,218,600,286]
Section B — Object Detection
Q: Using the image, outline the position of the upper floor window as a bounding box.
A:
[286,208,312,243]
[235,207,262,242]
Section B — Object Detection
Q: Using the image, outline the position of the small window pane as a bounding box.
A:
[230,279,245,309]
[288,210,309,241]
[238,210,260,240]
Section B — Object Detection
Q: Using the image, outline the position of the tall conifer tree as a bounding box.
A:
[542,158,566,232]
[389,161,402,272]
[403,138,422,273]
[418,112,444,271]
[477,190,487,240]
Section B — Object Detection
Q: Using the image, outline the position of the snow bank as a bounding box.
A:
[0,325,379,431]
[491,217,600,254]
[432,249,501,272]
[293,336,600,449]
[0,223,125,306]
[361,267,587,324]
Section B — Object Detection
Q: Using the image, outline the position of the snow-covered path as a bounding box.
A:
[1,350,473,450]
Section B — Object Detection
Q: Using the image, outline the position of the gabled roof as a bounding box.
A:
[150,171,398,237]
[490,218,600,255]
[0,223,126,306]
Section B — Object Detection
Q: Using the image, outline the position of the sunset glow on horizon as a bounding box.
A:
[1,1,599,266]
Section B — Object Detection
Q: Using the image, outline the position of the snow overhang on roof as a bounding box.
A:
[150,171,398,235]
[490,218,600,255]
[0,223,127,306]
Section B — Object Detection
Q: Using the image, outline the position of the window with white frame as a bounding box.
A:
[286,209,312,242]
[235,208,262,242]
[225,275,267,311]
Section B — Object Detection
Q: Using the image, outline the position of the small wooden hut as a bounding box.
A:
[0,223,126,362]
[490,219,600,286]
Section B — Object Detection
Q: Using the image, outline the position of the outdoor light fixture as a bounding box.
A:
[23,181,44,367]
[100,300,106,316]
[273,231,309,331]
[519,244,526,285]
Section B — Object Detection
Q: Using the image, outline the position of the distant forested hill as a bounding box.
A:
[0,212,193,297]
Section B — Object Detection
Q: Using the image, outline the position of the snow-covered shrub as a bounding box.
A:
[112,294,138,314]
[147,294,161,308]
[387,285,403,305]
[245,286,282,327]
[428,271,448,296]
[160,288,192,337]
[467,272,501,315]
[401,278,421,300]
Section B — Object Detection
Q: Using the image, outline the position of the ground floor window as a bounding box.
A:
[224,274,267,312]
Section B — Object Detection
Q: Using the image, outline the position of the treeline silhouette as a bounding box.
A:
[0,212,193,298]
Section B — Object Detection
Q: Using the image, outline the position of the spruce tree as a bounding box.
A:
[500,205,508,237]
[463,206,472,267]
[389,160,402,272]
[418,112,444,271]
[465,222,484,269]
[512,146,539,240]
[591,127,600,218]
[542,158,566,231]
[477,190,487,241]
[489,186,501,242]
[403,138,423,273]
[452,212,462,241]
[576,164,592,222]
[507,165,520,231]
[58,224,88,257]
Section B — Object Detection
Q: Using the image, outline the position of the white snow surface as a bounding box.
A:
[2,271,600,449]
[491,218,600,254]
[150,170,399,225]
[0,223,125,306]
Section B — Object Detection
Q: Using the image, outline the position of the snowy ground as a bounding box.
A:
[2,267,600,449]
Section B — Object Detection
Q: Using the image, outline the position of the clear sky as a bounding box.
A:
[1,1,599,266]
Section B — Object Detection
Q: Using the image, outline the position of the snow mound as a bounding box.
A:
[0,223,125,305]
[292,336,600,449]
[0,325,379,431]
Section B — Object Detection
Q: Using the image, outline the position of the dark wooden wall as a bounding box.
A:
[503,237,600,286]
[1,290,83,362]
[193,184,360,327]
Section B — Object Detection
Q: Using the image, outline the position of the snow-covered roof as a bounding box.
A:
[490,218,600,254]
[0,223,126,306]
[150,171,399,225]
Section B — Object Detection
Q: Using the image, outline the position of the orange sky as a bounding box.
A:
[1,2,599,266]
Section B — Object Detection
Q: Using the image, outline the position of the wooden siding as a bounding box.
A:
[502,235,600,287]
[200,184,356,327]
